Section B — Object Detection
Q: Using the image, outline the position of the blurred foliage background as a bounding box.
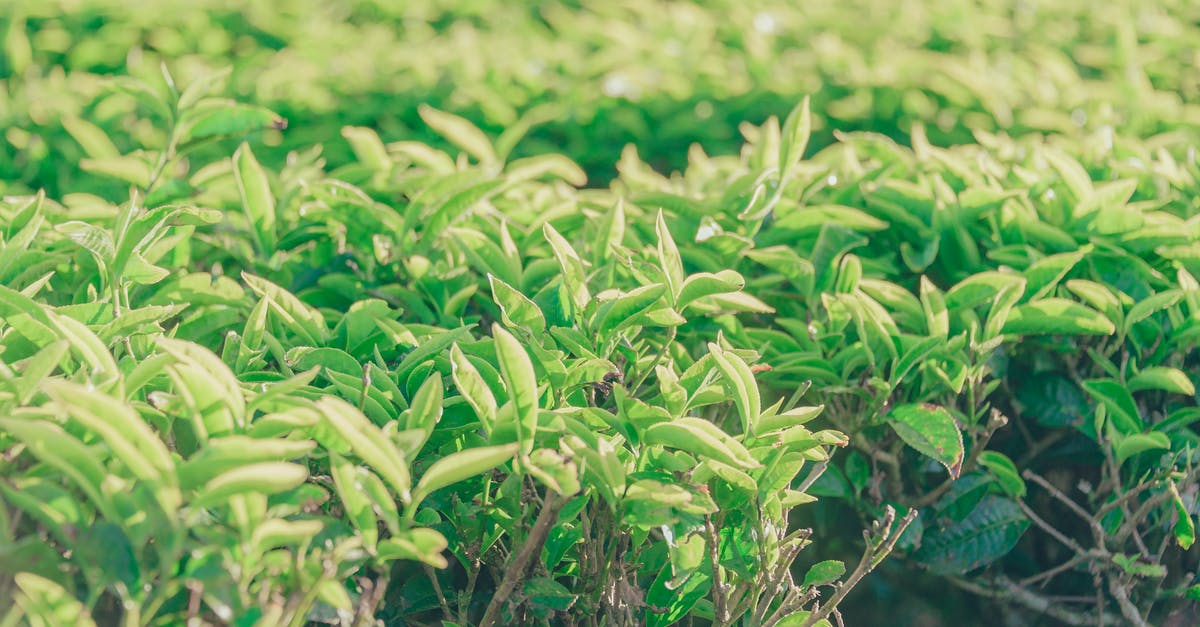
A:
[4,0,1200,198]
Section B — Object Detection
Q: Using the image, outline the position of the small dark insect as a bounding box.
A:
[589,370,624,406]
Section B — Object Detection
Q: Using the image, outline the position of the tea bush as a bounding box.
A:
[1,1,1199,626]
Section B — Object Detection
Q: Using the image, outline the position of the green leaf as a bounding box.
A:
[341,126,392,172]
[43,380,176,497]
[526,448,581,496]
[1127,367,1195,396]
[802,560,845,587]
[56,220,114,267]
[1041,147,1093,202]
[0,418,118,522]
[597,283,667,333]
[1123,290,1182,333]
[177,436,316,489]
[887,404,964,478]
[418,104,496,164]
[542,223,590,312]
[79,155,151,187]
[286,346,361,377]
[914,495,1030,575]
[920,276,949,337]
[490,274,546,332]
[62,116,119,159]
[594,198,625,263]
[524,577,578,612]
[1114,432,1170,465]
[977,451,1025,498]
[944,272,1025,311]
[1110,553,1167,578]
[316,397,412,503]
[75,522,138,590]
[1082,379,1143,435]
[330,453,378,549]
[187,103,284,141]
[378,528,449,568]
[393,326,472,384]
[1169,483,1195,550]
[450,343,498,434]
[192,462,308,509]
[493,325,539,455]
[1064,279,1123,324]
[13,573,97,627]
[643,418,760,471]
[242,273,327,345]
[159,337,246,435]
[778,96,812,182]
[775,612,830,627]
[1001,299,1115,336]
[412,442,516,509]
[707,342,760,436]
[232,142,276,254]
[1022,247,1089,301]
[656,211,685,300]
[252,518,325,552]
[506,154,587,186]
[676,270,745,312]
[405,374,444,445]
[11,339,68,404]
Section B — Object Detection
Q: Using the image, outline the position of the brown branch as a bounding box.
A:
[425,564,452,620]
[948,575,1121,626]
[1107,575,1150,627]
[705,516,729,625]
[352,572,390,627]
[479,491,567,627]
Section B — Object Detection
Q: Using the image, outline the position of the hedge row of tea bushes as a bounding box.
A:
[5,0,1200,195]
[1,1,1199,625]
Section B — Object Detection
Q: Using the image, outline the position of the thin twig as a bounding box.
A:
[1107,575,1150,627]
[1018,553,1089,588]
[1023,470,1107,547]
[1016,499,1094,558]
[797,507,916,627]
[425,564,452,620]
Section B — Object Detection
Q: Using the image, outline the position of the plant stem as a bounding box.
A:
[479,491,566,627]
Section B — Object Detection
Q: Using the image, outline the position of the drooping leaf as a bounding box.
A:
[914,495,1030,575]
[1001,299,1115,336]
[410,443,518,511]
[1114,432,1170,466]
[887,404,964,478]
[1082,379,1143,435]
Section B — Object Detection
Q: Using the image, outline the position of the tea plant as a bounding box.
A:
[3,1,1200,625]
[611,101,1200,624]
[0,69,913,626]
